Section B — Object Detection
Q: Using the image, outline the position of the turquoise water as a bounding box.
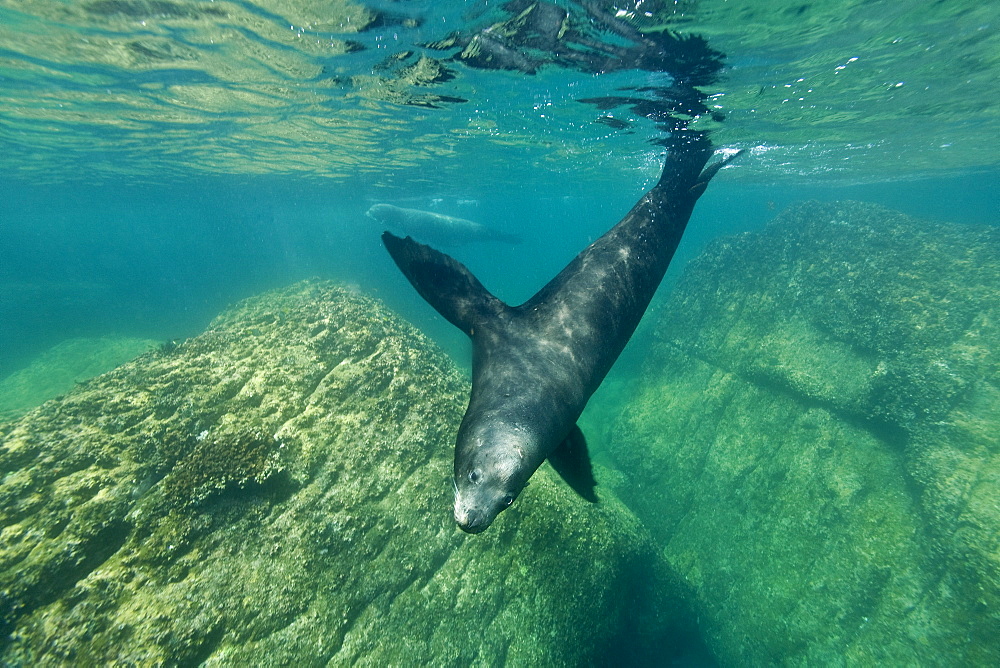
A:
[1,0,996,377]
[1,0,999,663]
[2,168,996,378]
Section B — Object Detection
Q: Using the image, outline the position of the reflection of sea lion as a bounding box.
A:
[366,203,521,246]
[382,136,740,533]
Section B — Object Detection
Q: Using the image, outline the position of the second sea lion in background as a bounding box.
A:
[367,203,521,247]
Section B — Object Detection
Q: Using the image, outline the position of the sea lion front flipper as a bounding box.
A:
[547,424,598,503]
[381,231,507,336]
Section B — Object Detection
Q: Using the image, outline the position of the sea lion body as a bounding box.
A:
[383,136,738,533]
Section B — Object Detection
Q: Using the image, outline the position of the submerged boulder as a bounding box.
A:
[608,201,1000,664]
[0,280,697,665]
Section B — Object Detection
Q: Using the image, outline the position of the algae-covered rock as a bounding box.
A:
[607,201,1000,664]
[0,280,696,665]
[0,337,159,423]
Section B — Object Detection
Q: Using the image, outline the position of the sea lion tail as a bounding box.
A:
[690,147,745,199]
[382,231,507,337]
[655,132,744,203]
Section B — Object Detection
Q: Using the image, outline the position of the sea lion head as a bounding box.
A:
[452,421,536,534]
[365,203,394,220]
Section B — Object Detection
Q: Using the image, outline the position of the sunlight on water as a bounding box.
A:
[0,0,997,185]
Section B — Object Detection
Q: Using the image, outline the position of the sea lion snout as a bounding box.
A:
[454,483,517,533]
[454,503,490,534]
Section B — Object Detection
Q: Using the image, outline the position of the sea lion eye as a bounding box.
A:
[469,470,480,483]
[503,495,514,507]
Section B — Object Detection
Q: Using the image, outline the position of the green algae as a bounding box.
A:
[0,279,697,665]
[607,201,1000,664]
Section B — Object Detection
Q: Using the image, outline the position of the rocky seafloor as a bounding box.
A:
[0,281,700,665]
[607,200,1000,664]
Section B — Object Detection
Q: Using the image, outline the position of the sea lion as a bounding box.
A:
[382,134,739,533]
[366,203,521,247]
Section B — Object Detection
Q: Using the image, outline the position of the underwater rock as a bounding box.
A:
[0,280,697,665]
[607,201,1000,664]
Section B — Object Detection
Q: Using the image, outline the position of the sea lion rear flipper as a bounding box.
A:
[547,424,598,503]
[382,231,507,336]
